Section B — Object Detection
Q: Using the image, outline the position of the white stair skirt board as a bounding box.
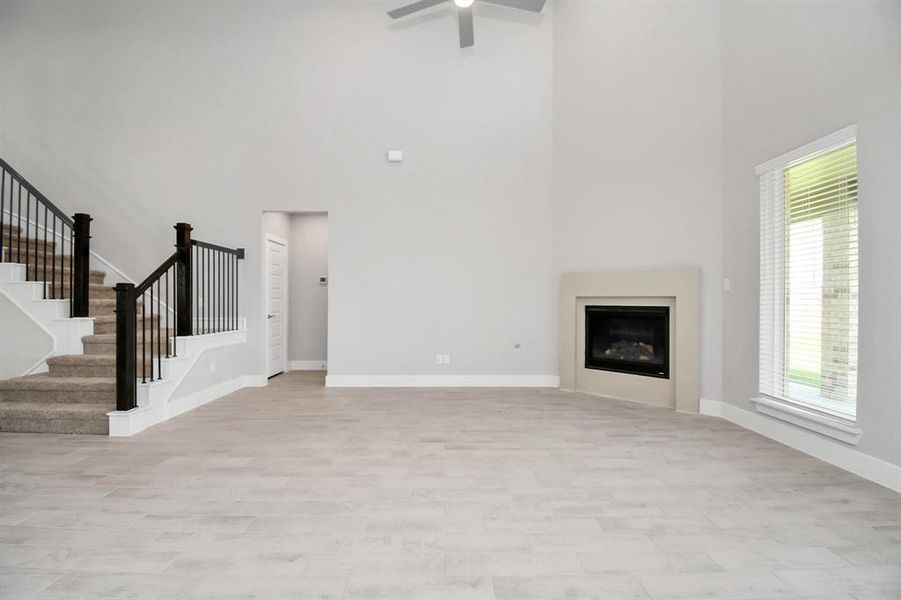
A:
[0,263,94,360]
[108,322,249,437]
[288,360,327,371]
[700,398,901,494]
[325,375,560,388]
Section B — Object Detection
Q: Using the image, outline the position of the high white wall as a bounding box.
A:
[0,0,556,381]
[721,0,901,466]
[552,0,724,403]
[288,213,328,366]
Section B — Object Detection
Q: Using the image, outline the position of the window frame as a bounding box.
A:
[755,124,859,428]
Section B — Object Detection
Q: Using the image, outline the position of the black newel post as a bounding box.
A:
[115,283,137,411]
[175,222,193,336]
[72,213,92,317]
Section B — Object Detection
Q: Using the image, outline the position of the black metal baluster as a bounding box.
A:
[0,170,5,263]
[165,270,170,358]
[217,250,221,333]
[51,217,56,298]
[42,206,48,298]
[156,279,161,380]
[235,253,240,330]
[173,265,178,357]
[69,224,74,316]
[205,247,209,334]
[141,294,147,383]
[16,182,22,264]
[25,192,30,275]
[221,251,225,332]
[194,246,199,335]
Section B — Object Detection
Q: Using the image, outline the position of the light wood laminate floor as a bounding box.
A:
[1,371,899,599]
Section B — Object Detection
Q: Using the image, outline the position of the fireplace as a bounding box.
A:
[584,305,670,379]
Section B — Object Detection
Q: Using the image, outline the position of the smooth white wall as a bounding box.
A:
[288,213,328,365]
[0,0,555,381]
[721,1,901,466]
[552,0,724,403]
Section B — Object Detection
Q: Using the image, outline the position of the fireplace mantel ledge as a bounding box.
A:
[750,396,862,446]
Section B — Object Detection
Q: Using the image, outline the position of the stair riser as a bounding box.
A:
[21,286,116,301]
[89,302,116,317]
[25,272,106,286]
[83,341,171,357]
[0,417,108,435]
[2,239,58,253]
[47,364,116,378]
[92,321,116,335]
[0,389,114,404]
[3,263,104,284]
[92,318,161,335]
[42,285,116,299]
[4,249,68,266]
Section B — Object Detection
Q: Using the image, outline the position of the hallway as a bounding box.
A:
[1,373,899,599]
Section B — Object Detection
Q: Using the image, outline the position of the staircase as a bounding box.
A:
[0,223,119,434]
[1,160,245,436]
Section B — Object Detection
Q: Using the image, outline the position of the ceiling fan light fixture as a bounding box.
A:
[454,0,475,7]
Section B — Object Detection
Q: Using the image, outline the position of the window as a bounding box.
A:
[758,127,858,420]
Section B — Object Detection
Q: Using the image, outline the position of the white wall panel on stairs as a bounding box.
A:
[0,289,53,378]
[0,263,94,372]
[108,322,251,436]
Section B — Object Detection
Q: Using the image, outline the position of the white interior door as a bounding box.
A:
[266,236,287,377]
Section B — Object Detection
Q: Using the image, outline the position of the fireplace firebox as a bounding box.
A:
[584,305,670,379]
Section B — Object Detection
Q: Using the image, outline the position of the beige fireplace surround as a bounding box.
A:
[559,268,700,413]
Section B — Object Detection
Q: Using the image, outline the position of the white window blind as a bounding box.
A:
[758,131,859,419]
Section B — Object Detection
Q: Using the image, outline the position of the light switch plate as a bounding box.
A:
[387,150,404,163]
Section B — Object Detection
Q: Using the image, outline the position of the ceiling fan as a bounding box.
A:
[387,0,547,49]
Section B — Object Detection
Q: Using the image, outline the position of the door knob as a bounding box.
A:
[267,313,276,319]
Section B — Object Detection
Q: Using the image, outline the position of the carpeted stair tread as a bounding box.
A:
[22,265,107,284]
[91,314,162,334]
[82,331,173,345]
[0,374,114,405]
[0,402,110,435]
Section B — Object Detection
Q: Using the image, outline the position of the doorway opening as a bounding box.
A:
[262,211,329,383]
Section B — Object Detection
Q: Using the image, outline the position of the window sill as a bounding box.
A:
[750,396,862,446]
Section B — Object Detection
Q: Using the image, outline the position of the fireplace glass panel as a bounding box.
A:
[585,305,670,379]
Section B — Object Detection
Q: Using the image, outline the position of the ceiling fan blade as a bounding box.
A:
[458,6,474,48]
[387,0,447,19]
[479,0,547,12]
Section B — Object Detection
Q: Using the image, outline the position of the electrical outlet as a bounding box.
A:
[723,278,731,292]
[435,353,443,365]
[443,353,451,365]
[210,361,217,374]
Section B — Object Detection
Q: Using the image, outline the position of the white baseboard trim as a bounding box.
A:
[244,374,269,387]
[325,375,560,388]
[288,360,327,371]
[700,398,901,493]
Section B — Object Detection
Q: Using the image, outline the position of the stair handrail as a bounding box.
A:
[0,158,73,226]
[0,157,92,317]
[115,222,244,412]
